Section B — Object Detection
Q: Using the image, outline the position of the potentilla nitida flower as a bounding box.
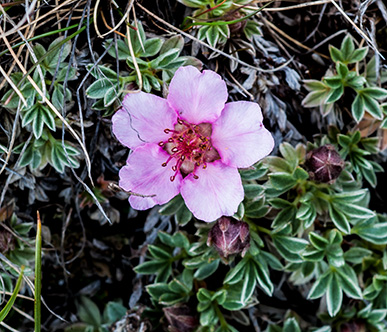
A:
[305,144,344,184]
[207,217,250,259]
[112,66,274,222]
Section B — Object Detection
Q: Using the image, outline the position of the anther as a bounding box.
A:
[164,129,170,134]
[158,141,164,146]
[181,156,185,161]
[193,175,199,179]
[172,166,177,171]
[172,147,178,153]
[168,138,174,142]
[177,119,184,125]
[170,176,175,182]
[161,162,167,167]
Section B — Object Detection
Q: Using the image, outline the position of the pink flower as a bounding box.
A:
[112,66,274,222]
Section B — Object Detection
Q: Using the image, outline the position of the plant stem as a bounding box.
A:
[34,211,42,332]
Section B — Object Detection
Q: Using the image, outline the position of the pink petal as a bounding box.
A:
[112,92,178,149]
[211,101,274,168]
[119,144,182,210]
[180,161,244,222]
[167,66,228,124]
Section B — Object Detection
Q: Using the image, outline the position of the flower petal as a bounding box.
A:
[211,101,274,168]
[112,92,178,149]
[119,144,182,210]
[167,66,228,124]
[180,161,243,222]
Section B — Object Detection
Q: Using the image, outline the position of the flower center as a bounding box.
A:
[159,119,220,181]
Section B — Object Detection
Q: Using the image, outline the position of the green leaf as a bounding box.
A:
[361,87,387,99]
[283,318,301,332]
[326,85,344,103]
[344,247,372,264]
[336,62,349,78]
[340,35,354,60]
[326,273,342,317]
[363,94,383,119]
[308,272,332,299]
[148,245,171,260]
[309,232,329,250]
[272,206,296,229]
[224,257,248,285]
[140,38,163,57]
[0,266,24,322]
[206,25,220,47]
[329,45,343,62]
[46,36,71,69]
[243,184,265,199]
[160,35,184,54]
[86,78,116,99]
[150,48,181,69]
[104,86,119,107]
[159,195,184,215]
[324,76,342,89]
[349,47,368,63]
[103,302,127,324]
[241,262,256,304]
[353,221,387,245]
[328,204,350,234]
[254,259,274,296]
[78,297,101,327]
[269,172,297,191]
[175,204,192,226]
[134,260,168,274]
[336,265,362,299]
[200,306,217,326]
[146,283,170,300]
[334,201,373,221]
[194,259,220,280]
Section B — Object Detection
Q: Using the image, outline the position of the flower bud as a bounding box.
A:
[163,304,198,332]
[207,217,250,258]
[227,11,247,36]
[305,144,344,183]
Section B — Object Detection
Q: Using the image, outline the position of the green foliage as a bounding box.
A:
[302,34,387,123]
[86,22,202,112]
[1,36,81,174]
[65,297,127,332]
[179,0,263,47]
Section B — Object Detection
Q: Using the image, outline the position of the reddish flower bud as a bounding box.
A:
[207,217,250,258]
[226,11,247,36]
[163,304,198,332]
[305,144,344,183]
